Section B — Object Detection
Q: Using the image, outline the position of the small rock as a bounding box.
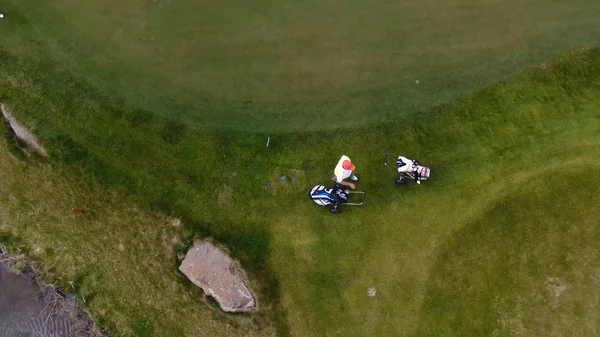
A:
[291,177,297,183]
[367,287,377,298]
[279,176,287,183]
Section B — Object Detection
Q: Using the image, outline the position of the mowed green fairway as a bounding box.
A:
[2,43,600,336]
[1,1,600,336]
[1,0,599,131]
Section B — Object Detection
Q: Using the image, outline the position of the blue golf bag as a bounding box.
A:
[309,184,365,213]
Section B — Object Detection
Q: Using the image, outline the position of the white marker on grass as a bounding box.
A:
[266,136,271,147]
[0,13,4,19]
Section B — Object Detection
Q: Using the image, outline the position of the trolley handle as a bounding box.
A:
[343,191,365,206]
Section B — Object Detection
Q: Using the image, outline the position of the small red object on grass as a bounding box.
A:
[71,208,84,213]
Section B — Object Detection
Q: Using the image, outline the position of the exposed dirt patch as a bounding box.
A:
[216,172,238,205]
[540,60,553,69]
[217,185,234,206]
[161,218,184,260]
[168,217,182,229]
[546,277,567,298]
[226,172,238,183]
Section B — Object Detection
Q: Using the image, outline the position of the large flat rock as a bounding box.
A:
[179,241,256,313]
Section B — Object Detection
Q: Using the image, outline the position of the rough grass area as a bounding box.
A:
[1,47,599,336]
[1,0,599,131]
[0,137,277,336]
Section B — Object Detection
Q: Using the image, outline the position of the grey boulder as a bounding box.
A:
[179,241,257,313]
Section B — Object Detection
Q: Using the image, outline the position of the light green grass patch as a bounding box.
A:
[415,165,600,337]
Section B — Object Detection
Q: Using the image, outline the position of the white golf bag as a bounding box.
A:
[384,153,431,185]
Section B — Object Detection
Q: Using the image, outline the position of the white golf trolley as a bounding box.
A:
[384,153,431,185]
[309,184,366,214]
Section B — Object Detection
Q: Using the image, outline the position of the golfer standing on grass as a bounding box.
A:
[333,155,358,189]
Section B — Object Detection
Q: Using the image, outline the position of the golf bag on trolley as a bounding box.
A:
[384,153,431,185]
[309,184,365,214]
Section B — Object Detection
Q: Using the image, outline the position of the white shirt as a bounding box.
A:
[333,155,354,183]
